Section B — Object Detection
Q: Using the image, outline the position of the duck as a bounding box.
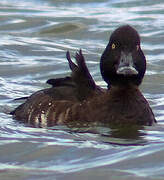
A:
[10,25,156,128]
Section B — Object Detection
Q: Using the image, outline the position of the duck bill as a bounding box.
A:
[116,51,138,75]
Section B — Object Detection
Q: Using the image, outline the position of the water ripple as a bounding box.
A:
[0,0,164,179]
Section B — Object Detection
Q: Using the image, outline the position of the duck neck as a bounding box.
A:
[107,84,141,101]
[110,84,138,91]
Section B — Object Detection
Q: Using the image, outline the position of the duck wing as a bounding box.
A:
[46,76,75,88]
[10,50,104,123]
[47,50,104,101]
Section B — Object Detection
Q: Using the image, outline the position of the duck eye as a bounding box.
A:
[136,45,139,51]
[112,43,116,49]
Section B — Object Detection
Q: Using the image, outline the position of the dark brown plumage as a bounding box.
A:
[11,25,156,127]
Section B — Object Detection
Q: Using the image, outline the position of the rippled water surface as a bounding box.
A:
[1,0,164,179]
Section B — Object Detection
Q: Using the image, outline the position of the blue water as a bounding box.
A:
[0,0,164,179]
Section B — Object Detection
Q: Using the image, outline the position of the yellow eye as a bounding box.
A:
[136,45,139,51]
[112,43,116,49]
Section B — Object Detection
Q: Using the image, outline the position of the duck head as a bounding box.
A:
[100,25,146,88]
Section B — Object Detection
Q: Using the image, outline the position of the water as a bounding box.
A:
[0,0,164,179]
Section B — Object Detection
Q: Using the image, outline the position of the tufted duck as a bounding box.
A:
[10,25,156,127]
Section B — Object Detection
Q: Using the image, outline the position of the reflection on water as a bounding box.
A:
[0,0,164,179]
